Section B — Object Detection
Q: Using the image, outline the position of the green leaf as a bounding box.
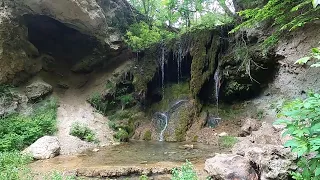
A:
[315,167,320,176]
[295,57,311,65]
[311,63,320,67]
[313,0,320,8]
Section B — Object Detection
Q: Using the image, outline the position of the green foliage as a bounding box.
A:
[69,123,98,143]
[124,22,176,51]
[117,94,135,110]
[88,93,116,115]
[139,174,149,180]
[274,93,320,180]
[0,152,33,180]
[295,46,320,67]
[143,130,152,141]
[114,128,129,142]
[0,98,58,151]
[232,0,320,48]
[172,160,197,180]
[218,136,238,148]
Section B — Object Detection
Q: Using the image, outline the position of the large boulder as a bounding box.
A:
[205,154,259,180]
[25,81,53,101]
[163,100,196,142]
[23,136,61,160]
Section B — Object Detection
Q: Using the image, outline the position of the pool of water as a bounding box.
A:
[80,140,221,166]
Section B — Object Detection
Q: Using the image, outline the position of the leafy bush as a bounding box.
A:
[69,123,98,143]
[0,98,58,151]
[295,46,320,67]
[113,128,129,142]
[218,136,238,148]
[275,93,320,180]
[139,174,149,180]
[172,160,198,180]
[124,22,176,51]
[143,130,152,141]
[88,93,116,115]
[0,151,33,180]
[232,0,320,48]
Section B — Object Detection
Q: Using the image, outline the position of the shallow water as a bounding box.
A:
[80,140,219,166]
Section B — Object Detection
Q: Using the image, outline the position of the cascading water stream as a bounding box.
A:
[160,43,165,97]
[154,100,188,141]
[176,42,183,84]
[214,66,221,118]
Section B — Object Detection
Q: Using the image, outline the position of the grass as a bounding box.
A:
[0,98,58,151]
[0,151,33,180]
[218,136,238,148]
[69,123,98,143]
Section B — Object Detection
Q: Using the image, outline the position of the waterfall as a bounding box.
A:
[214,66,221,116]
[160,43,165,97]
[176,42,183,83]
[154,112,168,142]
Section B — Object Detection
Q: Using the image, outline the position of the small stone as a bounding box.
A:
[92,148,99,152]
[218,132,228,137]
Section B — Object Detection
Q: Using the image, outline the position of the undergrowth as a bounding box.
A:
[172,160,198,180]
[218,136,238,148]
[0,98,58,151]
[69,123,98,143]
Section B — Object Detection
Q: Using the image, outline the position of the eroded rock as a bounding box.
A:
[205,154,258,180]
[25,81,53,101]
[23,136,61,160]
[240,118,261,136]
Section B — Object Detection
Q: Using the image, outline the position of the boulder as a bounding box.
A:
[163,100,196,142]
[240,118,261,136]
[25,81,53,101]
[205,154,258,180]
[23,136,61,160]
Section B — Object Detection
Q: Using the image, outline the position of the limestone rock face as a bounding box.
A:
[25,81,53,101]
[23,136,61,160]
[205,154,258,180]
[0,0,135,84]
[15,0,134,49]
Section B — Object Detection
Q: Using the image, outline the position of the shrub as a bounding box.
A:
[139,175,149,180]
[218,136,238,148]
[0,152,33,180]
[69,123,98,143]
[172,160,198,180]
[113,128,129,142]
[143,130,152,141]
[118,94,135,110]
[275,93,320,180]
[0,98,58,151]
[88,93,116,115]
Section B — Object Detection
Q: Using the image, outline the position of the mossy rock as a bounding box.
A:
[164,100,196,142]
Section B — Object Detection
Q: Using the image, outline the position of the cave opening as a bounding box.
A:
[23,14,102,72]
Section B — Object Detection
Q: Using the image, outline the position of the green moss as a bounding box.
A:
[143,130,152,141]
[150,82,190,112]
[174,103,196,142]
[132,49,158,93]
[189,29,219,101]
[192,135,199,142]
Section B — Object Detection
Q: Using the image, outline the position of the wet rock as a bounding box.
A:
[25,81,53,101]
[164,100,196,142]
[23,136,60,160]
[240,118,261,137]
[0,90,29,116]
[205,154,258,180]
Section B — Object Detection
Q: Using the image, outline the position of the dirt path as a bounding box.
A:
[28,59,132,155]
